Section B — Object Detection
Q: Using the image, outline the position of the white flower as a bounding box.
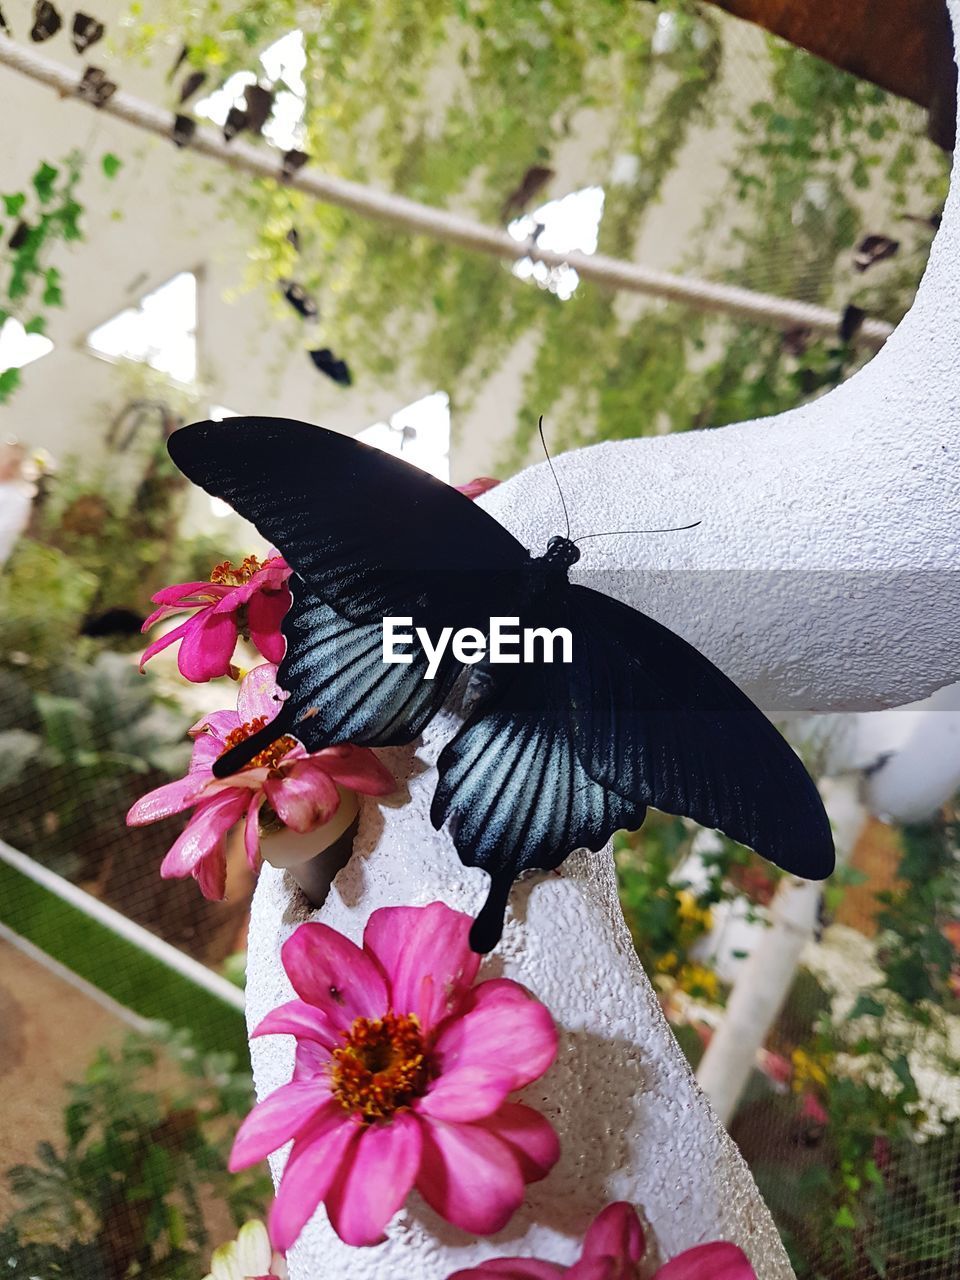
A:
[204,1220,287,1280]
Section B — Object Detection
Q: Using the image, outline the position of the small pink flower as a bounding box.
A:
[126,664,393,899]
[448,1202,757,1280]
[799,1092,829,1128]
[229,902,560,1251]
[456,477,500,500]
[758,1050,793,1087]
[140,553,293,682]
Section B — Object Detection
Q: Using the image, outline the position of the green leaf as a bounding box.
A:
[32,162,58,203]
[101,152,123,179]
[0,367,22,403]
[42,267,63,308]
[834,1205,857,1230]
[2,192,25,217]
[23,315,46,336]
[849,993,885,1019]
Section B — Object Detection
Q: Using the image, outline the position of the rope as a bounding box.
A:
[0,35,895,349]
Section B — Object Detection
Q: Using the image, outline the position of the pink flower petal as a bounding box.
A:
[313,745,395,795]
[230,1080,333,1170]
[237,662,288,723]
[416,1118,525,1236]
[455,477,501,500]
[252,999,341,1053]
[427,979,557,1117]
[268,1107,360,1253]
[126,773,210,825]
[245,793,264,868]
[417,1066,521,1124]
[266,761,340,833]
[475,1103,560,1185]
[193,840,228,900]
[138,616,193,672]
[159,789,247,878]
[655,1243,757,1280]
[177,610,239,682]
[248,585,292,663]
[150,580,223,607]
[448,1264,566,1280]
[363,903,480,1033]
[324,1113,423,1246]
[580,1204,645,1270]
[281,922,388,1031]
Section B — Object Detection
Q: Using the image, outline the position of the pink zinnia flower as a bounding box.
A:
[229,903,560,1251]
[448,1202,757,1280]
[126,664,393,899]
[140,553,293,682]
[456,477,500,500]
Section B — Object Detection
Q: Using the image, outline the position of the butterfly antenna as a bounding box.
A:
[573,520,702,545]
[211,703,295,778]
[538,415,571,540]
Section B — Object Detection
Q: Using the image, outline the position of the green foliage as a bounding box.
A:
[0,652,191,878]
[615,813,770,985]
[0,154,84,399]
[2,1026,270,1278]
[751,809,960,1279]
[0,540,99,675]
[118,2,946,466]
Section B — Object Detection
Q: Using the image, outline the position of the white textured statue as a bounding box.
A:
[245,6,960,1275]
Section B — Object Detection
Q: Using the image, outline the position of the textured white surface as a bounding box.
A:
[247,9,960,1277]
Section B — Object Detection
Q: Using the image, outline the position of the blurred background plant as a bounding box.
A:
[0,1024,270,1280]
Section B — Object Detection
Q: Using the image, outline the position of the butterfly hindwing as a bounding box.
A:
[431,641,648,951]
[565,583,835,880]
[277,581,465,748]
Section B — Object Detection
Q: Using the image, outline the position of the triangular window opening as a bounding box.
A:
[0,316,54,371]
[195,30,307,151]
[508,185,605,301]
[86,271,198,384]
[357,392,450,482]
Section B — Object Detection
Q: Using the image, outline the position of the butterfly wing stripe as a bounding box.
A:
[278,586,462,749]
[432,664,647,894]
[565,583,834,880]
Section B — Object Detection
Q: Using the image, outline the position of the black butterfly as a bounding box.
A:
[243,83,275,135]
[72,12,104,54]
[77,65,116,108]
[281,149,309,180]
[171,113,196,149]
[178,70,207,104]
[308,347,351,386]
[223,105,248,142]
[282,280,318,320]
[30,0,61,41]
[167,418,835,951]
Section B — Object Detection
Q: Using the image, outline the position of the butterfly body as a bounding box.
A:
[168,417,834,951]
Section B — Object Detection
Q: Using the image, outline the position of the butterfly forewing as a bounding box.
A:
[167,418,529,626]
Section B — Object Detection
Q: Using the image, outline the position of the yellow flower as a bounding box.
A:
[677,890,713,932]
[791,1047,830,1090]
[656,951,680,975]
[676,963,720,1001]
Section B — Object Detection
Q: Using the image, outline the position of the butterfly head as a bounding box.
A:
[542,535,581,571]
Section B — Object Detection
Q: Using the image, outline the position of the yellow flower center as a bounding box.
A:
[331,1013,430,1122]
[209,554,267,586]
[220,715,297,771]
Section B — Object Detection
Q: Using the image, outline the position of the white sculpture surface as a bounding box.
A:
[246,7,960,1276]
